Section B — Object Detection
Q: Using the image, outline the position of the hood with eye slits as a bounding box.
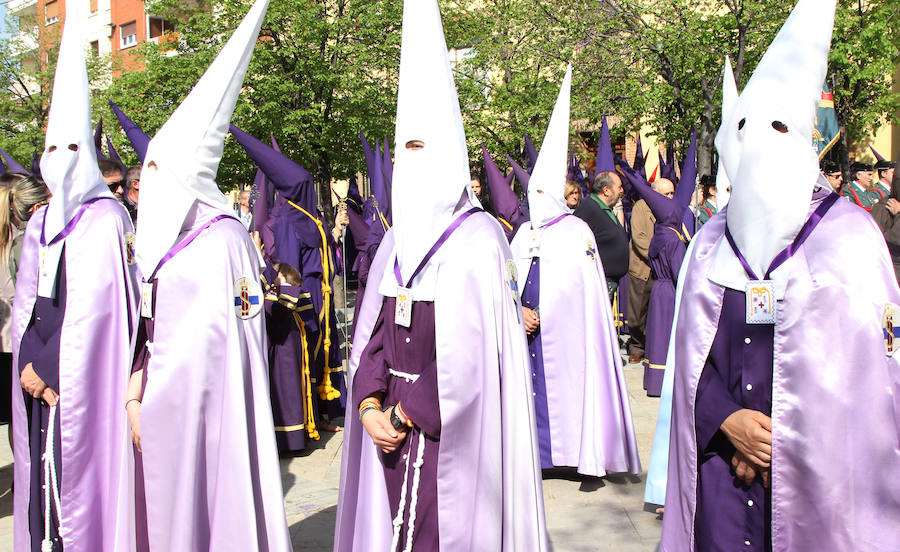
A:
[716,0,836,279]
[40,1,114,241]
[528,65,573,229]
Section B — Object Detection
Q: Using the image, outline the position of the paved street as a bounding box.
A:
[0,360,664,551]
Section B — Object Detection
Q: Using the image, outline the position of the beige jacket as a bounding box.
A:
[628,199,655,281]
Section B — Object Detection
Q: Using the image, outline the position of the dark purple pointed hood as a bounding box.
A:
[523,133,538,174]
[109,100,151,163]
[94,117,106,160]
[676,128,699,232]
[30,152,40,177]
[106,135,125,174]
[230,124,316,212]
[619,158,684,226]
[382,137,393,194]
[870,145,886,162]
[483,145,519,222]
[594,116,616,178]
[361,131,390,224]
[251,167,272,230]
[0,147,30,175]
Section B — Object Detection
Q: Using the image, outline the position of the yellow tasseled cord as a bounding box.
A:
[293,312,319,440]
[287,200,341,401]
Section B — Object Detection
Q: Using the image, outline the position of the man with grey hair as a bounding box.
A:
[574,170,629,302]
[122,164,140,224]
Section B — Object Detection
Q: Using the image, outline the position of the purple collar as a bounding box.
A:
[540,213,571,229]
[724,192,840,280]
[146,214,235,282]
[393,207,482,288]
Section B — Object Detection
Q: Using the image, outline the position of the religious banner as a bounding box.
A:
[813,82,840,158]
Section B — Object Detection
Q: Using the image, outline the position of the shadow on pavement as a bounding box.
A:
[289,505,336,551]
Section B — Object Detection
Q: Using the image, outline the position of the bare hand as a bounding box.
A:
[887,198,900,215]
[522,307,540,334]
[126,400,142,452]
[335,209,350,229]
[720,409,772,468]
[41,387,59,407]
[731,450,758,487]
[19,363,47,398]
[360,408,406,453]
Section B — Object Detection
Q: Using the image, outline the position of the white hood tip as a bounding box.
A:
[528,64,573,228]
[136,0,270,276]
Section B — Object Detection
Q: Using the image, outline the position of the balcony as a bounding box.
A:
[7,0,36,14]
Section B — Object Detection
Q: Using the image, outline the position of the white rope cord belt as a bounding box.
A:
[42,404,61,552]
[388,369,420,383]
[390,429,426,552]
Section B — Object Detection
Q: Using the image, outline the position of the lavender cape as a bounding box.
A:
[661,193,900,550]
[137,202,290,551]
[509,216,641,476]
[12,200,139,551]
[334,212,548,551]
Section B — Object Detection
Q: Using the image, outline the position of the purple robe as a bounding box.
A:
[12,199,139,551]
[261,263,318,452]
[510,216,641,477]
[334,211,548,551]
[642,225,687,396]
[136,201,291,550]
[354,298,440,549]
[661,188,900,551]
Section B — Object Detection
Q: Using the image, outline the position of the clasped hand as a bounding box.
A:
[721,408,772,488]
[361,407,407,454]
[20,362,58,406]
[522,307,540,334]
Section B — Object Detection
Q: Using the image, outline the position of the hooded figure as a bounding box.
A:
[230,124,346,435]
[355,132,391,309]
[678,128,700,235]
[506,154,532,222]
[333,0,547,548]
[620,132,693,399]
[662,1,900,550]
[11,5,140,551]
[126,1,291,549]
[508,65,641,478]
[523,132,539,174]
[482,145,522,240]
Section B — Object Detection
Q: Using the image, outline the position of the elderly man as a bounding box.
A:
[842,161,874,210]
[123,164,140,223]
[574,171,629,300]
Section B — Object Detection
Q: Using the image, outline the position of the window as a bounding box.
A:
[148,17,176,40]
[120,21,137,49]
[45,0,59,24]
[90,0,98,13]
[90,41,99,57]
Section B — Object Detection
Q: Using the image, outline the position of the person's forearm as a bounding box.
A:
[127,370,144,403]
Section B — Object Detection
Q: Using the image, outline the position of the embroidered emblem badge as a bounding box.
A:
[586,240,597,261]
[506,259,519,298]
[883,303,899,357]
[233,276,263,319]
[124,232,136,266]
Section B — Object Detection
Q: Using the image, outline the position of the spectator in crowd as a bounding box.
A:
[564,180,581,209]
[98,158,124,197]
[842,161,875,210]
[235,189,253,230]
[869,159,894,202]
[122,165,140,224]
[821,160,843,192]
[574,170,629,300]
[696,175,718,225]
[0,173,49,431]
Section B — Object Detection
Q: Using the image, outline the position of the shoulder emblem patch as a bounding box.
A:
[585,240,597,261]
[883,303,899,357]
[124,232,136,266]
[234,276,263,320]
[506,259,519,299]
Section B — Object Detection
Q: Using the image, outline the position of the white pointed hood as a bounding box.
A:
[715,0,836,278]
[40,0,113,241]
[384,0,474,294]
[135,0,269,276]
[528,65,572,229]
[715,56,738,210]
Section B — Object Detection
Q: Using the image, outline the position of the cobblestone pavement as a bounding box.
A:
[0,360,664,551]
